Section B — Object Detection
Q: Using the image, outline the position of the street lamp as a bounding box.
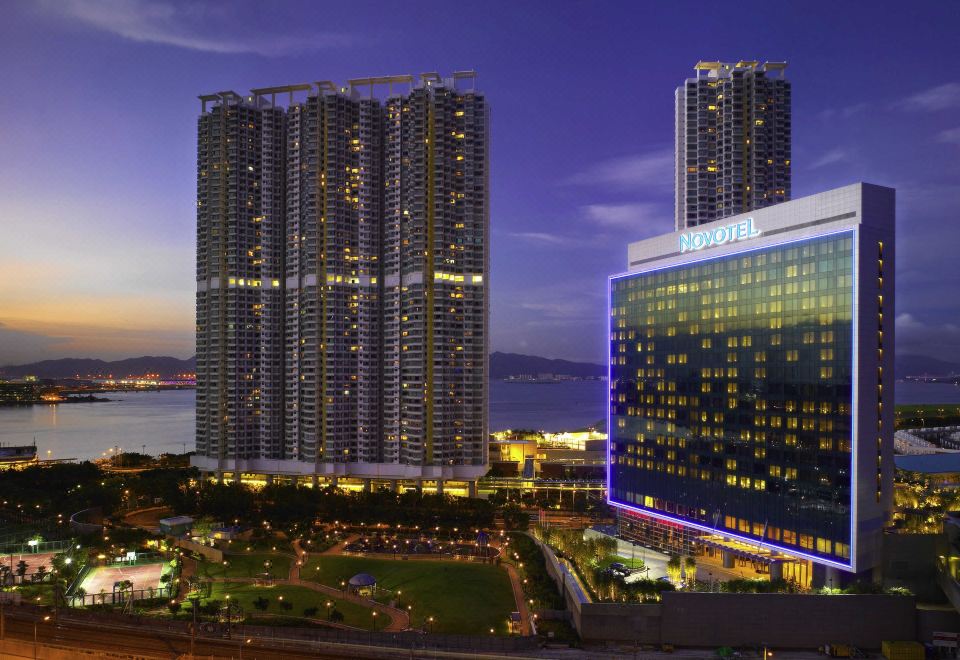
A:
[427,616,434,633]
[396,590,402,608]
[326,600,333,619]
[372,610,378,632]
[34,615,50,660]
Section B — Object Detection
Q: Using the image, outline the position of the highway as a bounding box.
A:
[0,609,387,659]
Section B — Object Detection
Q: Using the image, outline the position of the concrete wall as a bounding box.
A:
[173,537,223,562]
[529,531,919,648]
[660,592,916,648]
[883,533,945,602]
[916,606,960,643]
[577,601,662,643]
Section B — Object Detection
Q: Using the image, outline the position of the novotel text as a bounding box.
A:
[679,217,761,253]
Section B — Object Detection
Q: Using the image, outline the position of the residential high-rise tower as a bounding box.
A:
[675,61,791,230]
[195,73,489,494]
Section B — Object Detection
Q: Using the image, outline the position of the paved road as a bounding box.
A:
[1,610,362,659]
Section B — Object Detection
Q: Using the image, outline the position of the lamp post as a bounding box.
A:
[33,615,50,660]
[372,610,378,632]
[189,595,200,658]
[326,600,333,620]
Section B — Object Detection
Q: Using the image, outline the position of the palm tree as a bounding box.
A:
[15,561,27,583]
[33,565,47,583]
[684,556,697,589]
[666,555,682,587]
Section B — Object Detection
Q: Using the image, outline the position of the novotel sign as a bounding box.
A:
[679,217,761,253]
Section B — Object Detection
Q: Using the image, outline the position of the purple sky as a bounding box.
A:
[1,0,959,365]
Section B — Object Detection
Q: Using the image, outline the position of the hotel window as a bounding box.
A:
[610,231,854,562]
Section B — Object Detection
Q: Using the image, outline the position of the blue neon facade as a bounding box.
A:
[609,228,868,570]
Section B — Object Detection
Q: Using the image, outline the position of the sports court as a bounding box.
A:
[0,552,57,574]
[80,562,166,594]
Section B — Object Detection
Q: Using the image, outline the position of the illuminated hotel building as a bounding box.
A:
[676,61,791,230]
[194,73,489,493]
[609,183,894,583]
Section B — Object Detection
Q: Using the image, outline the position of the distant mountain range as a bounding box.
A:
[2,352,604,381]
[489,352,604,379]
[2,351,954,381]
[0,356,197,380]
[895,354,960,379]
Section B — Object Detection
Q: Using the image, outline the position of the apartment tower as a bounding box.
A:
[675,61,791,230]
[195,73,488,493]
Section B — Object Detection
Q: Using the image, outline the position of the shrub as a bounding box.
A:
[253,596,269,611]
[329,608,344,622]
[303,606,319,617]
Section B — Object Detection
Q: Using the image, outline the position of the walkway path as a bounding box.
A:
[218,576,409,632]
[296,538,528,636]
[503,562,531,635]
[317,534,359,555]
[290,538,408,631]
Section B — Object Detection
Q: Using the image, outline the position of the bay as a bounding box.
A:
[0,380,958,462]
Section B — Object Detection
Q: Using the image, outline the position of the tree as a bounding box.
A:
[168,601,181,615]
[666,555,682,586]
[253,596,269,611]
[33,565,48,583]
[502,504,530,531]
[15,561,27,582]
[329,608,344,623]
[684,556,697,588]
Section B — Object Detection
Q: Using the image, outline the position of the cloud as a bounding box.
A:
[938,127,960,146]
[0,323,72,366]
[896,82,960,112]
[565,149,674,191]
[0,318,194,365]
[895,314,960,363]
[41,0,355,56]
[506,232,575,246]
[809,148,852,170]
[582,202,671,233]
[818,103,868,121]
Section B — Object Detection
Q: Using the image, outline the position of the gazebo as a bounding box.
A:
[475,531,490,558]
[348,572,377,596]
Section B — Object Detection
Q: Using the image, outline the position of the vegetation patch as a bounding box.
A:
[303,555,515,634]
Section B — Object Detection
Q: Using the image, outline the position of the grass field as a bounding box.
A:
[204,582,376,630]
[895,403,960,429]
[598,555,648,570]
[198,553,292,580]
[302,555,516,634]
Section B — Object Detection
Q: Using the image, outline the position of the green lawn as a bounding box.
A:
[598,555,648,570]
[197,553,292,580]
[217,537,295,554]
[204,582,376,630]
[302,555,516,635]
